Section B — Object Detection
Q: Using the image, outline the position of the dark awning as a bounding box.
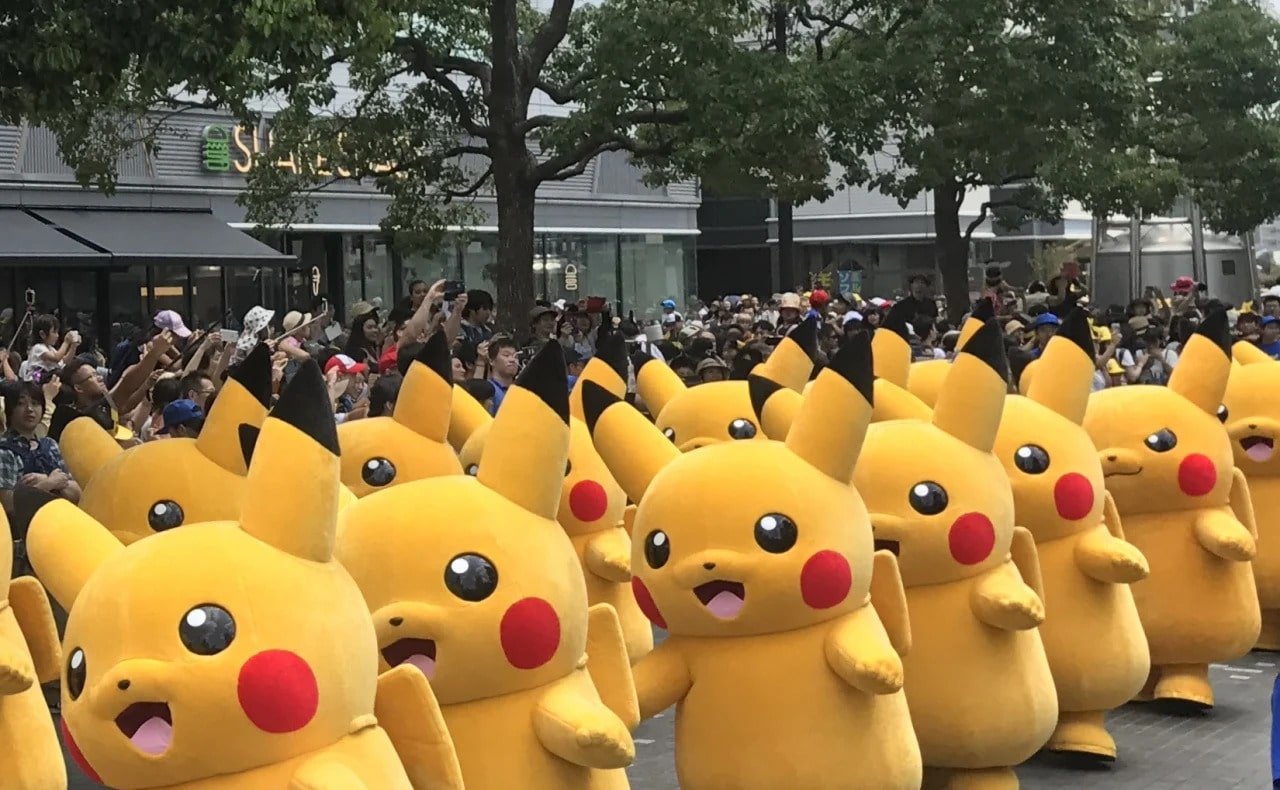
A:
[27,209,293,267]
[0,209,111,265]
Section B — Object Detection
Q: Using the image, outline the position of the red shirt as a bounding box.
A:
[378,345,398,375]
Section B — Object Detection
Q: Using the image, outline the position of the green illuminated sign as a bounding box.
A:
[201,125,232,173]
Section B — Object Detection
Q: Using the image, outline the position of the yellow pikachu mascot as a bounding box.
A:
[1224,341,1280,649]
[0,508,66,789]
[907,300,994,408]
[584,335,922,790]
[634,316,817,450]
[1085,310,1260,707]
[337,342,637,789]
[60,343,274,545]
[24,361,462,789]
[854,320,1056,790]
[459,332,653,664]
[872,303,943,422]
[337,331,462,497]
[993,309,1150,761]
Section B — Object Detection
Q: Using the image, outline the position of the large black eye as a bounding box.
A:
[444,554,498,602]
[465,463,479,476]
[644,530,670,568]
[179,604,236,655]
[361,457,396,487]
[1013,445,1050,475]
[663,427,676,444]
[754,514,797,553]
[1217,405,1229,423]
[1144,429,1178,453]
[728,419,757,440]
[66,648,86,700]
[908,482,948,515]
[148,500,184,532]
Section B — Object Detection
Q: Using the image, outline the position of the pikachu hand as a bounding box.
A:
[574,719,637,767]
[971,567,1045,631]
[1074,527,1149,585]
[824,612,904,695]
[585,529,632,584]
[1194,510,1257,562]
[534,679,636,769]
[0,645,35,695]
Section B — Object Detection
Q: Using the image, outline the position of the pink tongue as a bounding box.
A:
[705,590,745,619]
[1247,442,1274,462]
[403,654,436,679]
[131,717,172,756]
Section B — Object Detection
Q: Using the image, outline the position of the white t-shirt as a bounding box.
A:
[21,343,58,381]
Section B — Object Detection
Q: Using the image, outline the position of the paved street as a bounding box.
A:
[59,653,1275,789]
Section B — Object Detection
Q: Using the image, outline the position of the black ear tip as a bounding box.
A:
[1059,308,1096,362]
[882,302,912,339]
[961,320,1010,381]
[12,485,58,541]
[789,316,819,358]
[415,330,453,383]
[1197,309,1232,356]
[828,334,875,405]
[599,332,629,381]
[970,298,996,322]
[228,342,273,408]
[269,360,340,456]
[515,341,570,424]
[581,379,622,434]
[748,375,785,422]
[630,350,654,374]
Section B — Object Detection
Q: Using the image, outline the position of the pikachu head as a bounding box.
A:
[1084,311,1235,516]
[638,318,816,451]
[905,299,992,408]
[26,362,377,790]
[63,344,274,546]
[337,333,462,497]
[993,310,1105,542]
[336,343,588,705]
[585,335,876,638]
[854,321,1016,587]
[1223,341,1280,476]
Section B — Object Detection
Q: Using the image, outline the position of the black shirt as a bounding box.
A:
[48,398,115,442]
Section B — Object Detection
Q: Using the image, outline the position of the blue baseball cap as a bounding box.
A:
[661,299,677,310]
[159,399,204,434]
[1263,315,1280,326]
[1032,313,1062,328]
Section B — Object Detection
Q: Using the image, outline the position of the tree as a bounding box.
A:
[4,0,841,327]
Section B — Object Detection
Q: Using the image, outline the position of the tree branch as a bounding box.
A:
[420,69,493,138]
[519,114,562,135]
[442,164,494,200]
[964,198,1026,242]
[442,144,492,159]
[526,0,575,86]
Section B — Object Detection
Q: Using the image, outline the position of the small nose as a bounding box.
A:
[703,562,716,570]
[1250,424,1259,430]
[117,679,130,691]
[1106,455,1117,462]
[389,617,404,627]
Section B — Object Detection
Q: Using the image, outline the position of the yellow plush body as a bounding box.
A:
[586,336,921,790]
[854,322,1056,788]
[1223,342,1280,649]
[0,510,66,790]
[338,343,636,789]
[26,361,459,790]
[1084,312,1259,707]
[337,333,462,497]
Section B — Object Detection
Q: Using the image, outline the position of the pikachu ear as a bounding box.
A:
[754,316,817,391]
[932,320,1008,453]
[59,417,122,486]
[448,384,493,452]
[239,360,341,562]
[22,487,123,610]
[570,331,628,420]
[786,333,875,482]
[1168,309,1232,415]
[1024,308,1095,425]
[873,303,915,387]
[957,299,995,349]
[872,378,933,422]
[633,351,685,416]
[393,331,452,443]
[1233,340,1274,366]
[475,342,570,520]
[198,342,272,475]
[748,375,803,440]
[583,380,680,503]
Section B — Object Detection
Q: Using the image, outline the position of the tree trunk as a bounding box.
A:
[932,185,973,323]
[492,155,539,335]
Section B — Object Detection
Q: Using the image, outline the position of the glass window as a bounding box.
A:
[400,243,460,291]
[342,234,364,311]
[461,235,500,298]
[147,266,190,323]
[288,236,328,313]
[619,234,693,321]
[107,268,147,337]
[363,238,394,311]
[543,235,619,309]
[60,271,99,352]
[191,266,224,331]
[226,266,264,329]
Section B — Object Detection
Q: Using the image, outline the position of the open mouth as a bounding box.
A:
[874,539,900,556]
[693,580,746,619]
[115,702,173,757]
[1242,436,1275,463]
[381,638,437,679]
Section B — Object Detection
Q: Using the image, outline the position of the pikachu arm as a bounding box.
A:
[288,760,368,790]
[586,603,641,730]
[1230,467,1259,540]
[374,665,465,790]
[532,671,635,770]
[1074,522,1149,585]
[0,631,35,696]
[824,609,905,696]
[8,576,61,683]
[584,529,632,584]
[1193,507,1257,562]
[970,555,1046,632]
[867,550,911,657]
[632,639,692,721]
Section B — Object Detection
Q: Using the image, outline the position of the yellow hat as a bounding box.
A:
[1090,323,1112,343]
[1106,359,1124,375]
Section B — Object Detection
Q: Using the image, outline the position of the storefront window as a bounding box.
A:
[288,236,328,313]
[619,234,694,320]
[60,271,99,350]
[342,234,364,310]
[148,266,190,323]
[225,266,264,328]
[363,238,394,311]
[461,235,500,298]
[400,243,460,290]
[108,268,147,336]
[191,266,224,330]
[543,234,619,308]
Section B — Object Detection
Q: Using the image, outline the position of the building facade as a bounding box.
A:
[0,112,700,346]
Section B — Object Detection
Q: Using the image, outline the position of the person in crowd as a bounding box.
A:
[523,305,558,361]
[48,330,174,442]
[669,355,698,387]
[487,336,519,415]
[460,289,496,346]
[157,398,205,439]
[232,306,274,367]
[696,357,730,384]
[565,349,587,392]
[23,313,80,383]
[1257,315,1280,358]
[154,309,193,341]
[344,308,382,368]
[0,380,80,512]
[136,375,183,441]
[661,298,683,323]
[368,373,402,417]
[180,370,217,412]
[899,274,940,328]
[280,311,314,362]
[1027,313,1061,358]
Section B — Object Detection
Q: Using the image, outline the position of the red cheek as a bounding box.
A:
[632,577,667,629]
[1053,473,1095,521]
[237,650,319,733]
[800,550,852,609]
[500,597,561,669]
[568,480,609,523]
[1178,453,1218,497]
[949,513,996,565]
[61,718,101,784]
